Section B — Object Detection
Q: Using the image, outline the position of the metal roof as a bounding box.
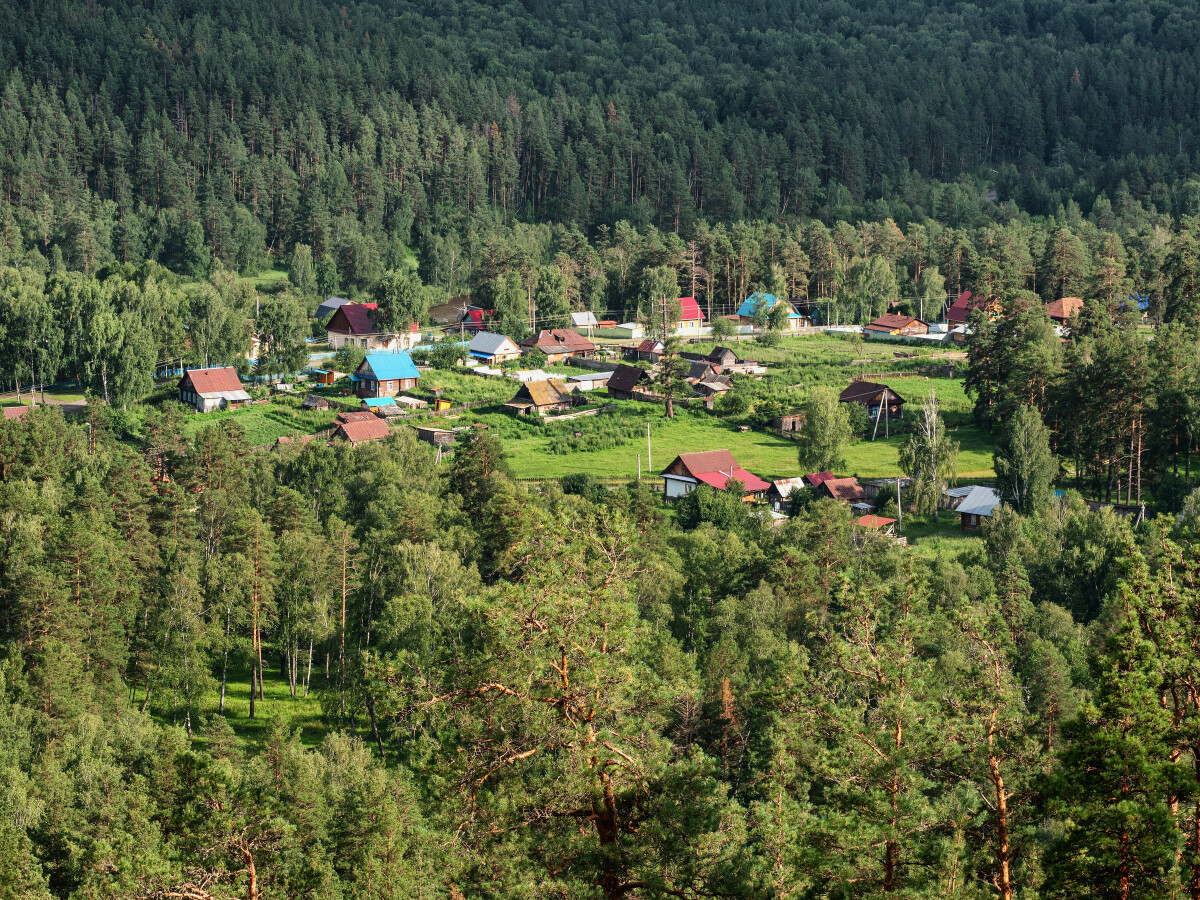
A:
[468,331,520,356]
[570,311,598,327]
[362,397,397,408]
[359,353,420,381]
[956,486,1002,518]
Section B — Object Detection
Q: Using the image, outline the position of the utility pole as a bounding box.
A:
[647,423,652,474]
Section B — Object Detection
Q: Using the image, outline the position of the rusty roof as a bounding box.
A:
[181,367,243,395]
[335,418,391,443]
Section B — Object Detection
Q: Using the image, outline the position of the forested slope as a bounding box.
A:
[1,0,1199,285]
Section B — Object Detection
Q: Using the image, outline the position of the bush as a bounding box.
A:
[756,330,782,348]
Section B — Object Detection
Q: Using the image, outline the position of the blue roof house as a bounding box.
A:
[735,292,809,331]
[354,352,420,399]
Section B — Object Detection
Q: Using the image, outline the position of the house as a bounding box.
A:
[504,379,577,416]
[178,367,252,412]
[301,394,331,411]
[606,364,655,400]
[860,477,911,500]
[668,296,706,335]
[1045,297,1084,326]
[814,477,867,503]
[332,416,392,445]
[326,302,421,351]
[520,329,596,363]
[766,478,807,511]
[865,314,929,336]
[468,331,523,365]
[315,296,352,320]
[688,346,767,376]
[956,486,1002,532]
[945,291,988,325]
[353,353,420,399]
[734,293,807,330]
[2,405,29,421]
[625,339,664,363]
[839,381,905,420]
[686,359,718,382]
[659,450,770,500]
[803,471,835,488]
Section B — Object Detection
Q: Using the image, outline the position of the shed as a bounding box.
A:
[393,395,429,409]
[774,412,805,434]
[567,371,614,390]
[956,486,1002,532]
[301,394,331,411]
[766,478,807,511]
[606,364,654,400]
[413,425,456,448]
[570,311,599,331]
[504,379,577,416]
[839,381,905,420]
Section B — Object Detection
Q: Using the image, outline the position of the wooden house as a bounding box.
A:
[624,339,664,363]
[814,477,867,503]
[178,367,251,412]
[468,331,523,364]
[766,478,807,511]
[1045,297,1084,326]
[301,394,331,411]
[353,353,420,399]
[956,486,1001,532]
[520,329,596,363]
[326,302,420,351]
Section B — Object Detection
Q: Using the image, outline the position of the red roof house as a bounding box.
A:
[520,329,596,362]
[332,417,391,444]
[1045,297,1084,325]
[660,449,770,500]
[178,367,251,412]
[864,313,929,335]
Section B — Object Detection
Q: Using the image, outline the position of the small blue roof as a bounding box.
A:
[362,397,397,408]
[736,292,798,318]
[361,353,420,381]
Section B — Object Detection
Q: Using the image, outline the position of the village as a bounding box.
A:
[137,287,1105,548]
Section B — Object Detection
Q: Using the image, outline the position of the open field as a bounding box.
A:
[180,396,339,446]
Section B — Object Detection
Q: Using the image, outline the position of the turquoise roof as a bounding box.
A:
[361,352,420,381]
[736,292,799,318]
[362,397,397,408]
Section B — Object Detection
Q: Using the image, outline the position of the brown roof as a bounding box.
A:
[334,418,391,443]
[515,379,574,407]
[865,314,925,332]
[839,381,905,406]
[821,477,867,502]
[855,514,897,528]
[607,364,652,394]
[636,339,663,352]
[336,410,377,424]
[181,367,243,395]
[520,329,596,354]
[326,302,381,335]
[3,406,29,420]
[1045,297,1084,322]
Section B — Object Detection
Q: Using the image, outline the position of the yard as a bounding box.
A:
[179,395,339,446]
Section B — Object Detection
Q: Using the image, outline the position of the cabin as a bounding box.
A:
[956,486,1002,532]
[468,331,523,365]
[520,329,596,363]
[605,364,655,400]
[864,314,929,336]
[301,394,331,411]
[774,412,805,434]
[326,302,420,352]
[504,379,577,416]
[734,293,808,330]
[659,450,770,500]
[353,353,420,399]
[766,478,807,511]
[839,381,905,420]
[178,367,252,412]
[331,416,392,445]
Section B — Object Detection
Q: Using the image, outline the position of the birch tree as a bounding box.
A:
[898,388,959,521]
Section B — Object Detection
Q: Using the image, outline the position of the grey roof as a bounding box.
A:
[956,486,1002,518]
[944,485,974,499]
[568,371,614,383]
[469,331,518,356]
[316,296,351,318]
[570,311,598,327]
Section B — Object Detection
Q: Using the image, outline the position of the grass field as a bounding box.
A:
[897,511,982,561]
[180,396,339,446]
[1,389,88,407]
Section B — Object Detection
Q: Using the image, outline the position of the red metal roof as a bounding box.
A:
[335,418,391,443]
[803,471,835,487]
[336,410,376,424]
[946,291,984,324]
[520,329,596,353]
[865,313,924,331]
[1045,297,1084,322]
[181,366,243,395]
[327,302,381,335]
[677,297,705,321]
[854,514,897,528]
[670,450,770,492]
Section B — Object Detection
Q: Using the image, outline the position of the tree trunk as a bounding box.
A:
[988,744,1014,900]
[304,639,313,698]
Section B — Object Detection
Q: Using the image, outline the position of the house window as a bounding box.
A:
[360,338,368,347]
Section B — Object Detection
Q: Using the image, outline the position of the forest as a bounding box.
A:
[6,0,1200,897]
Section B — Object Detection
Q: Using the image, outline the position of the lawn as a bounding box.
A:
[897,511,983,561]
[1,388,89,407]
[153,659,331,752]
[841,424,997,479]
[180,395,339,446]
